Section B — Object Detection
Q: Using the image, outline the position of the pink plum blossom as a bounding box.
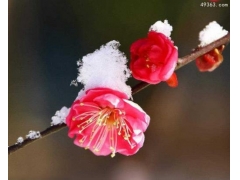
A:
[66,88,150,157]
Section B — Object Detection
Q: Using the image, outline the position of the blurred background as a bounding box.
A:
[9,0,230,179]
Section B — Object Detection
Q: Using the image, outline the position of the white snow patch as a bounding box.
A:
[51,106,70,125]
[75,89,86,100]
[70,80,78,87]
[26,130,41,139]
[199,21,228,47]
[76,40,131,98]
[149,20,173,38]
[16,137,24,144]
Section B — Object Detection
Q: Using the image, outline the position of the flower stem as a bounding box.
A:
[8,33,230,155]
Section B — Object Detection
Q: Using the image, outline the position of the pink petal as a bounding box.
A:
[123,100,150,132]
[93,93,125,109]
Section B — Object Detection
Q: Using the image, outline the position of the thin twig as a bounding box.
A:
[8,33,230,155]
[8,124,66,155]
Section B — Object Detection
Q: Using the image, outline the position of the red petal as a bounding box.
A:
[166,72,178,88]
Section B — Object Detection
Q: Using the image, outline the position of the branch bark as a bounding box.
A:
[8,33,230,155]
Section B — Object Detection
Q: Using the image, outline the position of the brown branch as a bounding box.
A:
[8,33,230,155]
[8,124,66,155]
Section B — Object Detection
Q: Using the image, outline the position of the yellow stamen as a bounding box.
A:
[111,153,115,158]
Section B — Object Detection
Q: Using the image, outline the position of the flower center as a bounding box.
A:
[105,110,117,126]
[73,103,135,157]
[145,58,158,72]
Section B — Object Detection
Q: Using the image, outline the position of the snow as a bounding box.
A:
[76,89,85,100]
[51,106,70,125]
[26,130,41,139]
[70,80,78,87]
[76,40,132,98]
[149,20,173,38]
[199,21,228,47]
[16,137,24,144]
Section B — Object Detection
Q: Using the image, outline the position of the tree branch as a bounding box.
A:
[8,33,230,155]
